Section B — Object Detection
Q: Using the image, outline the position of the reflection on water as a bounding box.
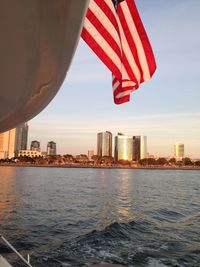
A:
[0,167,18,222]
[116,170,134,220]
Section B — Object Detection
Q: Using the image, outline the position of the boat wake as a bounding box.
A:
[31,219,200,267]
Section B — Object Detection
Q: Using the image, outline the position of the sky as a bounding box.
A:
[29,0,200,158]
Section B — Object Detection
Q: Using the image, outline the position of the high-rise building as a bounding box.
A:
[0,123,28,159]
[97,131,112,157]
[21,122,28,150]
[30,140,40,152]
[174,143,184,159]
[47,141,56,156]
[88,150,94,160]
[140,136,147,159]
[0,128,16,159]
[133,136,140,161]
[133,135,147,161]
[15,122,29,151]
[114,134,133,161]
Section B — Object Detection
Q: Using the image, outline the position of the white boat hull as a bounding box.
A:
[0,0,89,132]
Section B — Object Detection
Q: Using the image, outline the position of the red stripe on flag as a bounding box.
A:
[95,0,120,36]
[118,3,144,83]
[86,9,122,60]
[121,49,139,86]
[81,0,156,104]
[113,87,130,104]
[126,0,156,76]
[81,28,121,79]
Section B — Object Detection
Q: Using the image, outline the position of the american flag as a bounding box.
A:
[81,0,156,104]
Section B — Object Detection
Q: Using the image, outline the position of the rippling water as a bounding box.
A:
[0,166,199,266]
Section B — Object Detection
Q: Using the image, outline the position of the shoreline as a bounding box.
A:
[0,163,200,171]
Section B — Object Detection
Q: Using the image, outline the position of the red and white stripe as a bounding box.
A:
[81,0,156,104]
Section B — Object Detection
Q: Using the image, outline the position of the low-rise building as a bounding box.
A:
[18,150,42,158]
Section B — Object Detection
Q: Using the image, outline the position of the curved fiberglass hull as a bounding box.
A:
[0,0,89,132]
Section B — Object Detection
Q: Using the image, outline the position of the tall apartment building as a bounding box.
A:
[132,136,140,161]
[140,136,147,159]
[47,141,56,156]
[16,122,29,151]
[30,140,40,152]
[133,135,147,161]
[174,143,184,159]
[97,131,112,157]
[0,123,28,159]
[114,134,133,161]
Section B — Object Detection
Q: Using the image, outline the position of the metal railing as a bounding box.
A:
[0,234,32,267]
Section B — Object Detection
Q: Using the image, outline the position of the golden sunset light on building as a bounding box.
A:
[0,123,28,159]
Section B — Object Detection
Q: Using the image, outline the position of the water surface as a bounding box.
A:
[0,167,199,266]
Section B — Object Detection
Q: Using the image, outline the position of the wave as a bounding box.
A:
[32,219,200,267]
[146,208,186,223]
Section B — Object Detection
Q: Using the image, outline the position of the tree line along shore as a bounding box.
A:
[0,155,200,170]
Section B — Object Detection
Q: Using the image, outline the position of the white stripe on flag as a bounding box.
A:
[116,15,141,82]
[116,90,133,99]
[84,17,121,69]
[121,2,151,81]
[122,81,136,87]
[113,80,120,91]
[89,1,121,50]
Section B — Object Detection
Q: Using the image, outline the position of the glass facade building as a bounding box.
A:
[133,136,140,161]
[115,134,133,161]
[47,141,56,156]
[140,136,147,159]
[174,143,184,158]
[97,131,112,157]
[133,135,147,161]
[30,140,40,152]
[15,122,28,151]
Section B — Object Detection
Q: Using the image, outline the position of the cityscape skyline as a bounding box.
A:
[27,0,200,158]
[27,125,196,159]
[0,122,193,159]
[27,131,188,159]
